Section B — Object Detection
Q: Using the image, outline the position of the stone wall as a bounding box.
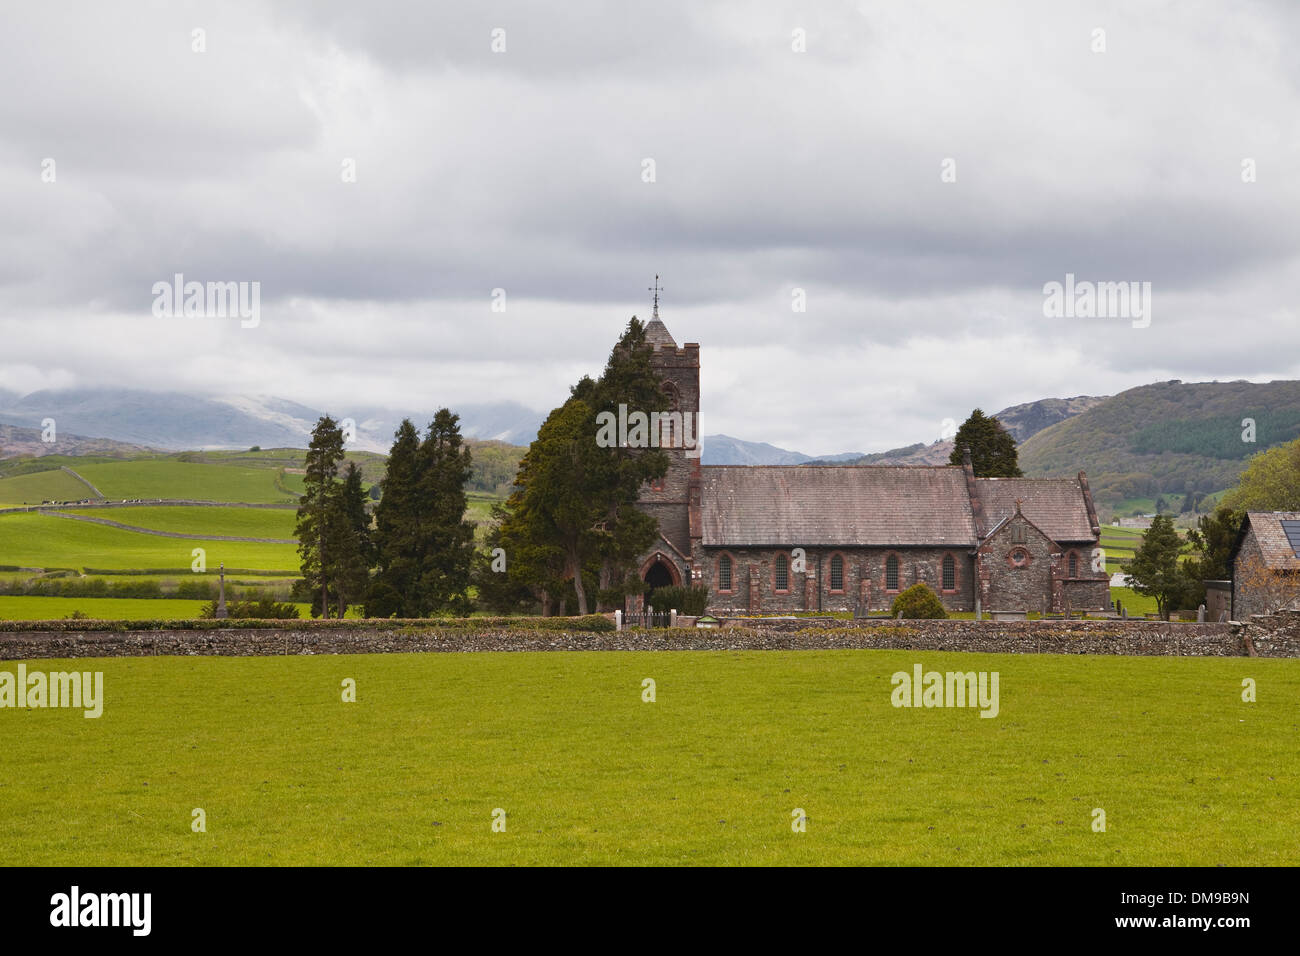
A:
[1236,608,1300,657]
[701,546,976,615]
[1,617,1278,660]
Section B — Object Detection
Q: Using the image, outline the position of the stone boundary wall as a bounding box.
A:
[1,617,1293,660]
[1237,609,1300,658]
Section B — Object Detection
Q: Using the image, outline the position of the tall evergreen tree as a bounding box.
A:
[948,408,1022,477]
[1128,515,1192,620]
[368,412,475,617]
[578,318,671,608]
[483,318,670,616]
[329,461,373,618]
[369,419,422,617]
[295,416,347,618]
[413,409,476,616]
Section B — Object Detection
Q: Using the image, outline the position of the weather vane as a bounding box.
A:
[649,275,662,320]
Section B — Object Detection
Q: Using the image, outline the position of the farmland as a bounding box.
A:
[1,649,1293,866]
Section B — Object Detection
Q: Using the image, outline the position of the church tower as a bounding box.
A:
[633,282,701,596]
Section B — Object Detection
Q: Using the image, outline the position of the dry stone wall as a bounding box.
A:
[1,617,1288,659]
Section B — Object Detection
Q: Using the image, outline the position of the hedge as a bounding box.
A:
[0,614,617,633]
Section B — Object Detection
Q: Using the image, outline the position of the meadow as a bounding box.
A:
[0,513,299,572]
[1,649,1293,866]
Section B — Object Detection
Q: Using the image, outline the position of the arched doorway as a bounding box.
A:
[644,560,675,593]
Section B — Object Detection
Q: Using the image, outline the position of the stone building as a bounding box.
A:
[630,315,1111,616]
[1229,512,1300,620]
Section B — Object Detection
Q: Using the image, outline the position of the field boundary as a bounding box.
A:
[2,618,1296,659]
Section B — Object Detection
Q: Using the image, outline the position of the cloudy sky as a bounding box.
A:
[2,0,1297,456]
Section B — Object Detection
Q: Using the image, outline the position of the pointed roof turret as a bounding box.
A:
[643,274,676,348]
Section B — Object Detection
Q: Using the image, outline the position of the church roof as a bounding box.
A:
[701,465,979,547]
[975,478,1097,543]
[643,318,677,350]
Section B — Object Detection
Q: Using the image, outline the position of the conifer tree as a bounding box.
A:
[295,416,347,618]
[948,408,1023,477]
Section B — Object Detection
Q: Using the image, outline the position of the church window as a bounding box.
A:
[718,554,732,591]
[1009,548,1030,568]
[942,554,956,590]
[1068,551,1078,577]
[1011,523,1027,544]
[774,553,789,592]
[830,554,844,591]
[885,554,900,591]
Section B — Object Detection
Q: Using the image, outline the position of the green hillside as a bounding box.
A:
[1018,380,1300,506]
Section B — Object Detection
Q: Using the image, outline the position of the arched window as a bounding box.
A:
[1068,551,1078,577]
[774,553,789,592]
[718,554,732,591]
[942,553,956,590]
[885,554,900,591]
[830,554,844,591]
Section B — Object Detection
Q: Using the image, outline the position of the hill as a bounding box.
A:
[0,388,545,453]
[1017,380,1300,502]
[0,423,159,460]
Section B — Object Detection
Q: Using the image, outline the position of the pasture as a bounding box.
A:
[1,649,1293,866]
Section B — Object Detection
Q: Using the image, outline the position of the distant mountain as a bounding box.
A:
[0,423,159,460]
[701,434,864,466]
[0,389,546,454]
[801,396,1107,468]
[1017,379,1300,502]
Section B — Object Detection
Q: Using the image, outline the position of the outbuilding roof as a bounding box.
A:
[1239,512,1300,571]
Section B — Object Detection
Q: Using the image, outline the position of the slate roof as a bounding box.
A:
[1241,512,1300,571]
[975,478,1097,542]
[701,466,978,547]
[643,318,677,350]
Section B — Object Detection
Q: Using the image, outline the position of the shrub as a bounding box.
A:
[890,583,948,619]
[200,598,300,620]
[646,585,709,615]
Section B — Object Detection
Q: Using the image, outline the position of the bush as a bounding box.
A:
[200,598,300,620]
[645,585,709,615]
[889,583,948,619]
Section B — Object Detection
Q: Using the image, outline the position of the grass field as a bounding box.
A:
[0,597,221,620]
[0,513,299,572]
[0,596,331,620]
[1,649,1293,866]
[73,460,297,503]
[0,469,96,507]
[63,506,296,539]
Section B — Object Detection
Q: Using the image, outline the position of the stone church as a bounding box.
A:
[631,315,1112,616]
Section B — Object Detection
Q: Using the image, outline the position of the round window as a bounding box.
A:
[1009,548,1030,567]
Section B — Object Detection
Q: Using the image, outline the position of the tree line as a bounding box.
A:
[294,409,475,618]
[294,319,673,618]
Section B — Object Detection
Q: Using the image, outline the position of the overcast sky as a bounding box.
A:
[2,0,1297,455]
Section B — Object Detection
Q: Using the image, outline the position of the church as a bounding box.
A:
[630,314,1112,617]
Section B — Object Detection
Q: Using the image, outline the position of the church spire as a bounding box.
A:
[642,274,676,350]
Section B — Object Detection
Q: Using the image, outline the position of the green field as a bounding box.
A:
[74,460,297,503]
[0,596,331,620]
[64,506,296,539]
[0,597,220,620]
[1,649,1293,866]
[0,513,299,572]
[0,469,97,507]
